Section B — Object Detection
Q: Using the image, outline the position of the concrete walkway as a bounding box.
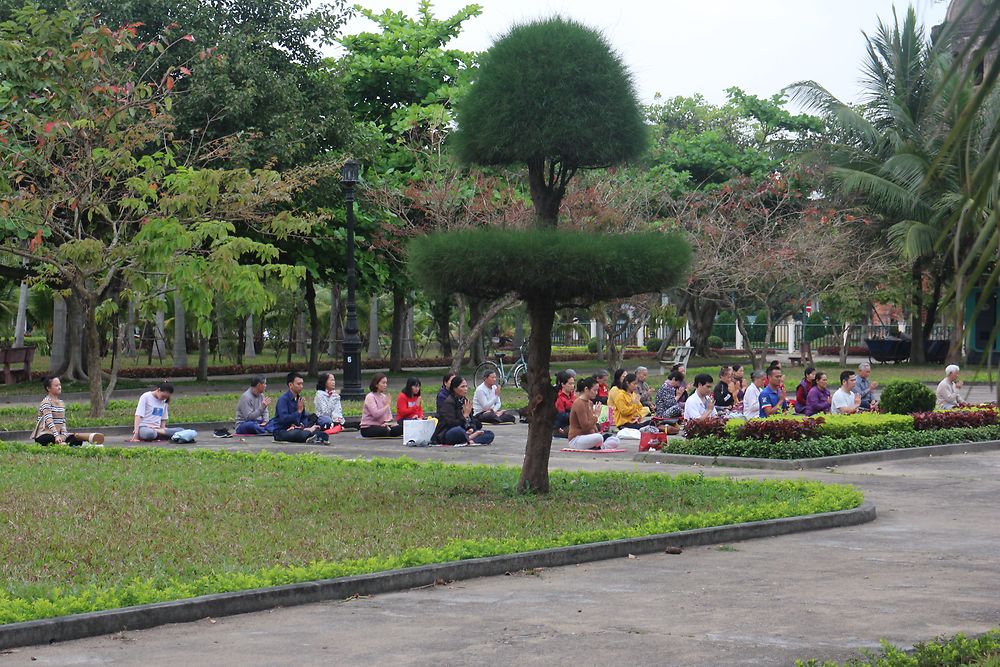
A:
[4,435,1000,665]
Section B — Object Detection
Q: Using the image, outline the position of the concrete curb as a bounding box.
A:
[634,440,1000,470]
[0,502,875,650]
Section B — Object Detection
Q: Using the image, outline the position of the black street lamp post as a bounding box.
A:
[340,159,364,401]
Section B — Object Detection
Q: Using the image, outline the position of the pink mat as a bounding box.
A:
[560,448,628,454]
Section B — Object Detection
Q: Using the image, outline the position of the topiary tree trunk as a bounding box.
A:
[519,298,556,492]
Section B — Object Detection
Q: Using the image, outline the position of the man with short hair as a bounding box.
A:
[654,371,686,420]
[936,365,968,409]
[684,374,717,422]
[273,371,326,443]
[133,382,183,441]
[235,376,272,434]
[473,370,516,423]
[741,370,768,420]
[832,370,863,414]
[854,362,878,410]
[635,366,654,409]
[759,367,787,417]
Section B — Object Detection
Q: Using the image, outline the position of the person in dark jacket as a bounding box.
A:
[433,376,495,446]
[436,373,456,417]
[273,371,326,443]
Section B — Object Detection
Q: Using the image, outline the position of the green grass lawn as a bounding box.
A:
[798,629,1000,666]
[0,444,863,624]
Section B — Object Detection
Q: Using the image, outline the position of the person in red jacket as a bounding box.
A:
[553,370,576,437]
[594,369,610,405]
[396,377,425,421]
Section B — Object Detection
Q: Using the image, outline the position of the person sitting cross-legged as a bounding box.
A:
[936,364,969,410]
[854,362,878,411]
[712,366,735,413]
[235,375,273,435]
[759,367,789,417]
[273,371,327,443]
[314,372,346,433]
[611,372,652,430]
[654,371,685,421]
[472,370,516,424]
[360,373,404,438]
[133,381,184,441]
[434,376,495,446]
[33,376,104,447]
[684,373,718,422]
[794,367,816,415]
[832,370,863,415]
[803,371,831,416]
[741,370,768,420]
[436,373,456,417]
[635,366,655,410]
[568,377,622,450]
[396,377,425,421]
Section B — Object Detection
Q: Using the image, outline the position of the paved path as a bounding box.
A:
[5,430,1000,666]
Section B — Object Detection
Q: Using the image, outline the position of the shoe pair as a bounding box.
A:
[213,429,233,438]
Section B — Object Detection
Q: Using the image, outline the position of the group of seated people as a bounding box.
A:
[791,363,877,416]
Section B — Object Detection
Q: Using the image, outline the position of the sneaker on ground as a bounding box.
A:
[213,429,232,438]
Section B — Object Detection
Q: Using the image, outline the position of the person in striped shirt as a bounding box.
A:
[31,376,104,446]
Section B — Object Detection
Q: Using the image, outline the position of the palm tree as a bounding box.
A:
[787,5,981,363]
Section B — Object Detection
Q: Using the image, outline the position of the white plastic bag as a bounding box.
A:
[403,418,436,446]
[617,427,642,440]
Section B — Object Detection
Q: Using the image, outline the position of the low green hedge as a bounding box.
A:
[798,629,1000,666]
[669,425,1000,459]
[720,413,915,439]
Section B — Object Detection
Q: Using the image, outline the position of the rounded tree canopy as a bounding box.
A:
[453,16,647,170]
[408,228,691,304]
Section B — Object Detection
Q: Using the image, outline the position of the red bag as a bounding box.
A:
[639,431,667,452]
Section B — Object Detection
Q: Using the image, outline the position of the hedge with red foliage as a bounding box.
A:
[736,417,825,443]
[912,409,997,431]
[682,416,727,439]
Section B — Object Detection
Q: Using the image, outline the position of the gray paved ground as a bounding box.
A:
[4,426,1000,667]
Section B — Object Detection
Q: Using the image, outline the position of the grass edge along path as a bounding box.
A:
[0,444,862,625]
[797,629,1000,666]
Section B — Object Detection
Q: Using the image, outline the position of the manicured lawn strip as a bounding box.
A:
[669,425,1000,459]
[798,629,1000,666]
[0,444,862,624]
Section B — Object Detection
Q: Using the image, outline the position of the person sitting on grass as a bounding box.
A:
[133,381,187,441]
[553,370,576,437]
[936,365,969,410]
[235,375,272,435]
[360,373,403,438]
[433,376,495,446]
[314,372,345,434]
[568,377,621,450]
[273,371,327,443]
[832,370,863,415]
[436,373,456,417]
[741,370,768,420]
[593,369,611,405]
[854,362,878,411]
[654,371,685,420]
[611,372,652,429]
[32,376,104,447]
[804,371,832,416]
[635,366,654,410]
[713,366,734,412]
[760,367,788,417]
[684,373,718,422]
[606,368,628,407]
[794,367,816,415]
[472,370,517,424]
[396,377,425,421]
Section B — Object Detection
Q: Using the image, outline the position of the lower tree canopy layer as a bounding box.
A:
[408,229,691,305]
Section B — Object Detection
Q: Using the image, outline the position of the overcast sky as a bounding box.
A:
[331,0,949,107]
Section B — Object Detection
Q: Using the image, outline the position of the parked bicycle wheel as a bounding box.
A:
[474,361,502,388]
[511,363,527,389]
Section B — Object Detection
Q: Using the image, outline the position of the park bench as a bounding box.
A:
[1,346,35,385]
[658,344,692,374]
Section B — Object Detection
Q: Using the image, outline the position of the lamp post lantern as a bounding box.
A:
[339,159,364,401]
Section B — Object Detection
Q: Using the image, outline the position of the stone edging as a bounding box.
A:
[633,440,1000,470]
[0,502,875,650]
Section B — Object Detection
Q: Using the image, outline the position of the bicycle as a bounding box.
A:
[474,342,528,389]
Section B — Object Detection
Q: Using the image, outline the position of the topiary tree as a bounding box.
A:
[409,17,691,493]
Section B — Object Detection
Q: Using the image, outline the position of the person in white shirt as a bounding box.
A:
[133,381,183,441]
[741,370,768,420]
[936,364,968,409]
[831,370,863,414]
[472,370,516,423]
[684,373,717,422]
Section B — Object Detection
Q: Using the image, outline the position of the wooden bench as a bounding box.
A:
[658,345,692,374]
[1,346,35,385]
[787,356,803,366]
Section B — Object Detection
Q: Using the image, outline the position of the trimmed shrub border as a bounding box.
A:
[634,439,1000,470]
[0,501,875,650]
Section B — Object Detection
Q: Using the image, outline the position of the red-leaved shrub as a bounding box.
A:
[912,409,997,431]
[682,417,727,439]
[737,417,825,443]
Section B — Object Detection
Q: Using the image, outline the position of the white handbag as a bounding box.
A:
[403,418,437,446]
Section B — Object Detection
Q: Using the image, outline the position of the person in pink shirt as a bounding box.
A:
[360,373,403,438]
